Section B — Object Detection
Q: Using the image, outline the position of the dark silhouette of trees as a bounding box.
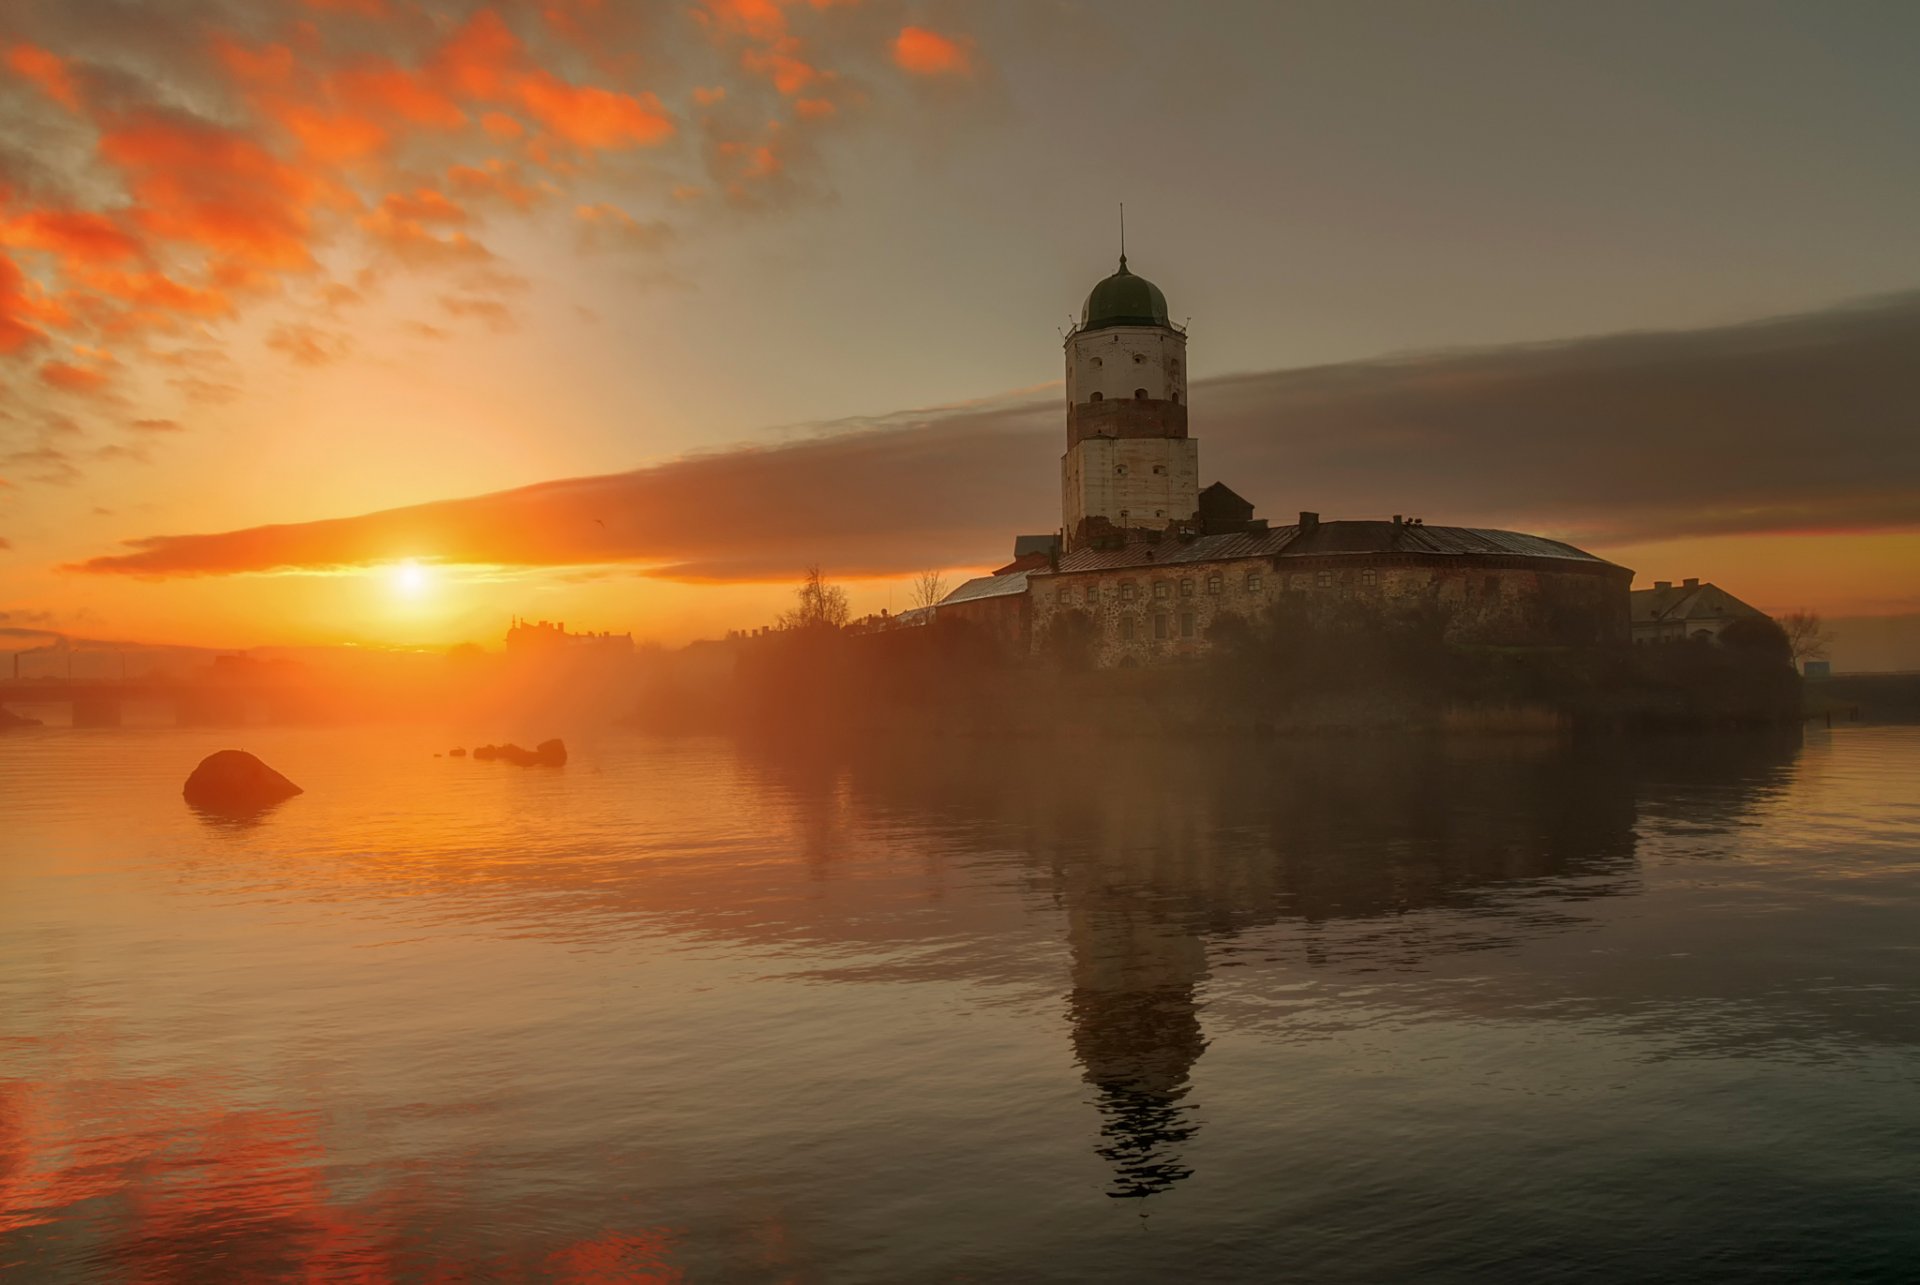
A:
[780,564,850,631]
[1777,609,1834,669]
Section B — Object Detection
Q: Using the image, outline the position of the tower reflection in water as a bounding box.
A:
[787,730,1801,1200]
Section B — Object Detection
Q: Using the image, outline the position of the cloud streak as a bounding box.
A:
[67,291,1920,581]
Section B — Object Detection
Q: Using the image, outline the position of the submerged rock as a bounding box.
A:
[470,739,567,767]
[183,749,304,810]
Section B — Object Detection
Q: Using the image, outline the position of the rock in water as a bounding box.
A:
[470,739,567,766]
[183,750,303,810]
[1,706,44,729]
[449,747,467,757]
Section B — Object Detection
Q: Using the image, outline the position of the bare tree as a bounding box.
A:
[910,568,948,613]
[1777,609,1834,670]
[780,564,850,631]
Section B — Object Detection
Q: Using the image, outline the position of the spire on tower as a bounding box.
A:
[1118,202,1127,271]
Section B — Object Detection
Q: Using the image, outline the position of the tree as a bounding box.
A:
[910,568,948,613]
[780,564,850,632]
[1777,610,1833,670]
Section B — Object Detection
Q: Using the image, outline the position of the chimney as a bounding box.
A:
[1682,577,1700,589]
[1654,581,1672,591]
[1392,514,1403,527]
[1298,511,1319,532]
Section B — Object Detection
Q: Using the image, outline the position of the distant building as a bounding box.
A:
[505,617,634,656]
[933,254,1633,666]
[1629,579,1767,645]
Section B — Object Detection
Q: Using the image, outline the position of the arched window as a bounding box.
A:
[1090,357,1103,368]
[1171,393,1180,404]
[1089,391,1103,402]
[1134,388,1148,400]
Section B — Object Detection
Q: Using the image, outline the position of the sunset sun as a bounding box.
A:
[390,559,431,598]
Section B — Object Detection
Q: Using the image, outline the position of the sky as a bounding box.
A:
[1,0,1917,666]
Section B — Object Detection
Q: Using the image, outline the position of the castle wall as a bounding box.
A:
[1030,555,1630,668]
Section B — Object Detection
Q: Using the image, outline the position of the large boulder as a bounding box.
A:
[470,738,567,766]
[0,706,43,730]
[183,750,303,810]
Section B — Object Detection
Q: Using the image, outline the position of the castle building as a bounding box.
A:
[937,254,1634,665]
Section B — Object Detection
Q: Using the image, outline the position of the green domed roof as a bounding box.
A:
[1080,256,1169,330]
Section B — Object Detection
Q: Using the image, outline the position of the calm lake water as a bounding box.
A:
[3,721,1918,1282]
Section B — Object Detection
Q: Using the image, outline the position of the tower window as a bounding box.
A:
[1361,568,1378,587]
[1171,393,1180,405]
[1115,465,1127,476]
[1180,578,1194,597]
[1247,572,1264,592]
[1091,357,1103,367]
[1120,581,1136,601]
[1134,388,1148,400]
[1133,353,1146,364]
[1153,581,1170,600]
[1179,611,1195,638]
[1119,617,1136,642]
[1152,464,1166,475]
[1206,573,1221,594]
[1089,391,1103,402]
[1316,570,1332,588]
[1153,614,1168,640]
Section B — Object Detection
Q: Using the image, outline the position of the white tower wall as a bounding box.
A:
[1066,326,1187,407]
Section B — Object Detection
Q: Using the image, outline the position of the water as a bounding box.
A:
[3,723,1918,1282]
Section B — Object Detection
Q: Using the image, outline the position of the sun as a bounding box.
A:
[391,559,431,597]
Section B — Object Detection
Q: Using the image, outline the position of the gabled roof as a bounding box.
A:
[1630,582,1764,625]
[938,567,1034,607]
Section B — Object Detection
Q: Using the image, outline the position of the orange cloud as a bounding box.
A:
[266,321,352,365]
[0,209,143,273]
[0,253,48,353]
[39,358,114,396]
[893,27,971,76]
[376,187,469,225]
[447,158,548,210]
[332,61,468,128]
[5,43,80,110]
[99,110,342,271]
[481,110,525,139]
[433,8,525,102]
[515,74,674,148]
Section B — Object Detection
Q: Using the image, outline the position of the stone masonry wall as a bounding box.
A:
[1029,555,1630,668]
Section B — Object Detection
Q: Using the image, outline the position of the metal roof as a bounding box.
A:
[1036,521,1618,579]
[1079,256,1170,331]
[1045,528,1299,575]
[937,568,1034,607]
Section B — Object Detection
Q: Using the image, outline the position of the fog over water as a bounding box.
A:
[3,725,1918,1281]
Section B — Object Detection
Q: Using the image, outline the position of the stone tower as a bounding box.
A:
[1061,256,1196,552]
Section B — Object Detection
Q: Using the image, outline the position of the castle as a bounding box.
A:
[935,255,1633,666]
